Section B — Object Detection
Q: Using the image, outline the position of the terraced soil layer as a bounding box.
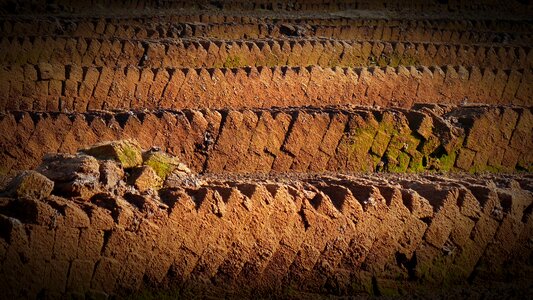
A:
[3,64,532,111]
[1,169,533,299]
[1,105,532,179]
[2,6,533,110]
[4,38,531,69]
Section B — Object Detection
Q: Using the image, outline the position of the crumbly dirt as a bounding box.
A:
[1,150,532,299]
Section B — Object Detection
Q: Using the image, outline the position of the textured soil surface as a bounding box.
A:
[0,105,532,180]
[1,152,533,299]
[0,0,532,299]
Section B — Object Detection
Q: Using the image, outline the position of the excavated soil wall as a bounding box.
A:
[1,173,532,298]
[1,105,531,177]
[1,1,532,299]
[2,7,531,111]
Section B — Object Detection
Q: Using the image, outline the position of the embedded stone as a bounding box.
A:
[80,140,143,169]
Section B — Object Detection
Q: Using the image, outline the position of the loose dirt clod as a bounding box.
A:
[36,153,101,198]
[99,160,125,189]
[1,170,54,200]
[128,165,163,192]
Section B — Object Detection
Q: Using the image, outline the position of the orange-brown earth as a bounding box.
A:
[0,0,532,299]
[1,144,532,299]
[0,105,532,181]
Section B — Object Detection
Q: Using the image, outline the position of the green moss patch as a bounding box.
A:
[223,55,242,68]
[142,151,190,180]
[81,140,143,169]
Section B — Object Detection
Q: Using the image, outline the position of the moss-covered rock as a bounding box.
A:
[80,140,142,168]
[409,152,425,172]
[142,151,191,180]
[419,134,441,156]
[370,130,391,157]
[340,128,376,172]
[388,152,410,173]
[437,151,457,171]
